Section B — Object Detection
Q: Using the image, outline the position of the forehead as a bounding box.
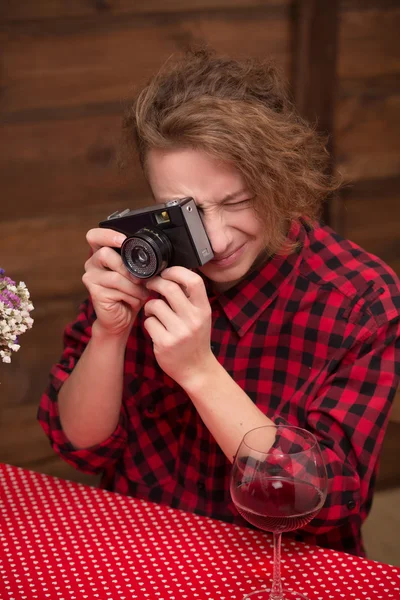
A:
[146,147,248,203]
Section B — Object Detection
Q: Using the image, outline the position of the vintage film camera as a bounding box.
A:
[99,197,214,279]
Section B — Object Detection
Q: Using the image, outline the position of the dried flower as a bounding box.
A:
[0,268,34,363]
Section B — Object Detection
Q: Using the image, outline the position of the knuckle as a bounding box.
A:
[191,319,202,334]
[150,298,163,310]
[97,246,110,260]
[191,276,203,290]
[83,258,91,272]
[81,272,90,287]
[163,337,175,351]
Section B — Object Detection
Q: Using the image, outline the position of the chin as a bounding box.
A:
[200,264,250,291]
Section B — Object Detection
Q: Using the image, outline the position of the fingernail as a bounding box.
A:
[113,234,126,246]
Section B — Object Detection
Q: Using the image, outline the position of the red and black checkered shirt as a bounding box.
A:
[38,220,400,556]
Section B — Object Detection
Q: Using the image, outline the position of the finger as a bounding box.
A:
[89,284,146,314]
[87,246,142,285]
[143,315,171,343]
[83,269,150,303]
[160,267,210,310]
[145,276,191,315]
[144,298,181,333]
[86,228,126,253]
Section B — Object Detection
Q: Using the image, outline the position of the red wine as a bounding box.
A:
[232,477,323,533]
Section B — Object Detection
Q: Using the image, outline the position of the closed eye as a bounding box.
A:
[224,198,253,210]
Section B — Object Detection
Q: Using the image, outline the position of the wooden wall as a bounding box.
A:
[1,0,399,488]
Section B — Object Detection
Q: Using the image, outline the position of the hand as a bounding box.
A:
[143,267,214,387]
[82,228,150,337]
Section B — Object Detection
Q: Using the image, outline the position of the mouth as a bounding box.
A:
[210,244,246,267]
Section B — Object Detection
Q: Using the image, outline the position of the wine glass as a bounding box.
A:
[230,425,328,600]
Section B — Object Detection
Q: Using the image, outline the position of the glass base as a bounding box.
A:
[244,589,309,600]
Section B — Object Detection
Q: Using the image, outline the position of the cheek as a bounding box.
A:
[236,212,265,239]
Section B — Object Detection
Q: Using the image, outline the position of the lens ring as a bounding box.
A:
[121,228,172,278]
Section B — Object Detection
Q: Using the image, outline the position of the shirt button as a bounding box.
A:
[197,480,206,492]
[347,500,356,510]
[146,403,156,414]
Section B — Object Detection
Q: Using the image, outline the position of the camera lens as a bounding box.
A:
[132,247,150,267]
[121,228,172,278]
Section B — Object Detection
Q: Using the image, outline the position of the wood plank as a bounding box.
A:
[374,422,400,490]
[340,174,400,200]
[342,0,400,13]
[0,212,136,301]
[292,0,339,131]
[291,0,340,226]
[1,0,396,22]
[335,93,400,181]
[363,487,400,566]
[0,294,99,485]
[391,390,400,425]
[0,401,100,486]
[341,177,400,257]
[0,113,149,221]
[338,8,400,82]
[1,0,288,21]
[337,177,400,276]
[0,295,85,426]
[0,295,97,488]
[0,11,289,118]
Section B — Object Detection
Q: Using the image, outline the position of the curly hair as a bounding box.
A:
[121,49,340,255]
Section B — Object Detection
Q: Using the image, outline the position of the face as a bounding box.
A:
[146,147,267,292]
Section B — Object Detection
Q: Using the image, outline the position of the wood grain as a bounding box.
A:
[335,92,400,182]
[339,176,400,275]
[0,10,289,118]
[0,113,149,222]
[291,0,340,225]
[0,295,85,404]
[338,7,400,82]
[1,0,289,21]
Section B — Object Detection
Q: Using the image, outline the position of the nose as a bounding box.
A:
[202,212,233,257]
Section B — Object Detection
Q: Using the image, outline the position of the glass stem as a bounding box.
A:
[269,532,283,600]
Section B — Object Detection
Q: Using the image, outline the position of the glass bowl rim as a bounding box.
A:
[241,425,320,456]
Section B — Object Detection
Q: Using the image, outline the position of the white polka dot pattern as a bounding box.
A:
[0,464,399,600]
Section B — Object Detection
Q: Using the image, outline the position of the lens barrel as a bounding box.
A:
[121,228,172,278]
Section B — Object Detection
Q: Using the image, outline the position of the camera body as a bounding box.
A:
[99,197,214,279]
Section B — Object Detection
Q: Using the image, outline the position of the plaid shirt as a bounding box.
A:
[38,220,400,556]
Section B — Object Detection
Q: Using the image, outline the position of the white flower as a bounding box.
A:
[1,354,11,364]
[0,269,34,364]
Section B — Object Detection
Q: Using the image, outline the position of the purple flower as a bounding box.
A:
[0,267,34,363]
[0,289,21,309]
[1,276,15,287]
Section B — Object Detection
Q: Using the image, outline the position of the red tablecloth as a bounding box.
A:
[0,463,399,600]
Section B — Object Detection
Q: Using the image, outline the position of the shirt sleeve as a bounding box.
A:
[37,298,128,475]
[297,316,400,537]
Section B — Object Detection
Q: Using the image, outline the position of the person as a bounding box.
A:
[38,49,400,557]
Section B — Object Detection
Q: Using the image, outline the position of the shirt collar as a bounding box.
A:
[208,219,308,337]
